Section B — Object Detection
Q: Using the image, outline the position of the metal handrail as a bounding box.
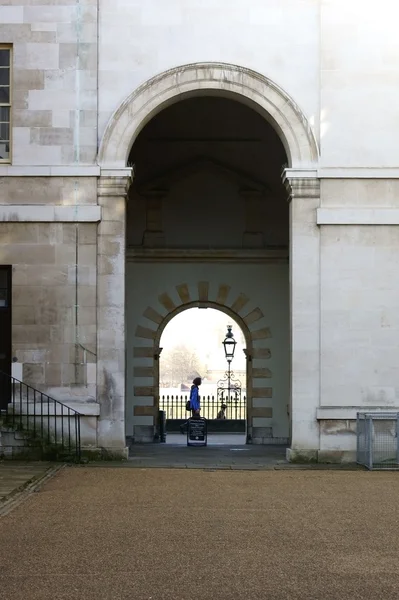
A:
[0,371,81,462]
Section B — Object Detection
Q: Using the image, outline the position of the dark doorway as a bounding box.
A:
[0,266,12,410]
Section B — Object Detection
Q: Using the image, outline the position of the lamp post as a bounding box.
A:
[217,325,242,419]
[223,325,236,393]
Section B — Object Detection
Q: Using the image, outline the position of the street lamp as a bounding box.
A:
[223,325,237,363]
[217,325,242,418]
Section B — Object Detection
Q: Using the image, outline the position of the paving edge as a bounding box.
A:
[72,463,365,471]
[0,464,66,517]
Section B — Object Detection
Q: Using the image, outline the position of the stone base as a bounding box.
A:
[133,425,155,443]
[89,446,129,461]
[252,436,289,445]
[287,448,357,464]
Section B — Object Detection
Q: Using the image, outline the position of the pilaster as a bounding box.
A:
[283,171,321,461]
[96,172,132,458]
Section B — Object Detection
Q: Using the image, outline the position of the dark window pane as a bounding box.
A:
[0,122,9,140]
[0,50,10,68]
[0,270,8,305]
[0,271,8,287]
[0,69,9,86]
[0,106,9,121]
[0,141,9,160]
[0,87,9,103]
[0,289,7,307]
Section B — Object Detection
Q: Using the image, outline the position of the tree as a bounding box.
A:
[160,345,205,387]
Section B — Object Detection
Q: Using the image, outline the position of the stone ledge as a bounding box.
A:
[0,166,100,176]
[318,167,399,178]
[0,205,101,222]
[316,407,399,420]
[317,208,399,225]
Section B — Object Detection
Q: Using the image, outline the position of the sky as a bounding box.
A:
[160,307,246,371]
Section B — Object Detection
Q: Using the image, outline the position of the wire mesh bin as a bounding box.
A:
[357,412,399,470]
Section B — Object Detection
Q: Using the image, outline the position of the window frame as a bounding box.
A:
[0,45,12,164]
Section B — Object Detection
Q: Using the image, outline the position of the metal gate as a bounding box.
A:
[357,412,399,470]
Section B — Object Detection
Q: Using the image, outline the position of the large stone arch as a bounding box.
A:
[98,62,319,169]
[131,281,276,444]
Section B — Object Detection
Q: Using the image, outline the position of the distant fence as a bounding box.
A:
[160,394,247,421]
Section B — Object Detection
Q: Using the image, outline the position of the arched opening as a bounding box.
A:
[126,92,291,447]
[159,306,248,445]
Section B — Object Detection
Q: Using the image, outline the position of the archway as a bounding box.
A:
[124,91,291,447]
[96,62,320,458]
[127,284,282,445]
[158,306,248,444]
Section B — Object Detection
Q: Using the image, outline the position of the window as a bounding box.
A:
[0,46,11,163]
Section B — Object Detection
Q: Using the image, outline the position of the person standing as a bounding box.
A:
[189,377,201,417]
[180,377,201,433]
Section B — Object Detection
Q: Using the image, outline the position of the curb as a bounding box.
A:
[0,464,66,517]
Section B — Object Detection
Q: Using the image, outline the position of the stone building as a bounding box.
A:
[0,0,398,461]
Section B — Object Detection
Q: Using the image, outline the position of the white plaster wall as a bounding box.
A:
[321,220,399,408]
[126,262,289,439]
[320,0,399,168]
[98,0,320,142]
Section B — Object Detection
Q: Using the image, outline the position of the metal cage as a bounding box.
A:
[357,412,399,470]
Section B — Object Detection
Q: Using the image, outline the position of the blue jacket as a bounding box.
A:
[190,385,200,411]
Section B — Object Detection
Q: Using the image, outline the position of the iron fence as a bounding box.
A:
[0,371,81,462]
[357,412,399,470]
[160,394,247,421]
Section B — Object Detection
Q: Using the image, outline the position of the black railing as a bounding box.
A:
[0,371,81,462]
[160,394,247,421]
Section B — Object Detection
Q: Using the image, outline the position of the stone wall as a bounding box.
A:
[320,179,399,410]
[0,0,97,166]
[0,176,98,401]
[6,218,97,400]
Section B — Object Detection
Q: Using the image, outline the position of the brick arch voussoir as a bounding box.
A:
[132,282,274,432]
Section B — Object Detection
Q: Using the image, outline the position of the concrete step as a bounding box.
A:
[0,431,29,447]
[14,430,31,441]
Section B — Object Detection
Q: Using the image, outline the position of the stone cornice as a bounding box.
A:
[97,174,132,197]
[0,205,101,222]
[283,176,320,201]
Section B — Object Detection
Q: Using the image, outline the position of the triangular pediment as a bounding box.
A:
[136,156,271,196]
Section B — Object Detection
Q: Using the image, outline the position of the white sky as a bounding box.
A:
[160,307,246,370]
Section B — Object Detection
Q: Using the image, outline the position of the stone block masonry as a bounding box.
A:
[0,1,98,166]
[5,219,98,402]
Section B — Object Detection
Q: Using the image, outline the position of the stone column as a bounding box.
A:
[97,172,132,459]
[283,172,321,462]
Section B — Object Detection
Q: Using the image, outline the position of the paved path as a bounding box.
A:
[128,436,287,469]
[1,467,399,599]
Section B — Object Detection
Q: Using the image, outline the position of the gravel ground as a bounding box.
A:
[1,468,399,600]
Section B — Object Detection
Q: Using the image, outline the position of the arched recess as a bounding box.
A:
[132,282,275,444]
[99,62,319,169]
